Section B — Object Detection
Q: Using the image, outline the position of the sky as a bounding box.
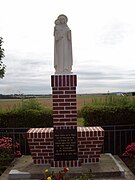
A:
[0,0,135,94]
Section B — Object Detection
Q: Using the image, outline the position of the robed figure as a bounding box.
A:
[54,15,73,74]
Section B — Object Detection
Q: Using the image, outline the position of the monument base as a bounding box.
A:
[7,154,131,180]
[27,127,104,167]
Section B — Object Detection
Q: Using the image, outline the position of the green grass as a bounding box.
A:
[77,118,84,127]
[0,99,21,102]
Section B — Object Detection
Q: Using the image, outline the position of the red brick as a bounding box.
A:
[67,161,69,167]
[34,139,44,142]
[31,149,42,153]
[34,159,36,164]
[78,144,86,148]
[86,145,96,148]
[65,91,76,94]
[78,137,87,141]
[66,114,77,118]
[46,133,49,138]
[42,133,45,138]
[78,152,83,155]
[71,95,76,98]
[63,75,66,86]
[66,122,77,126]
[53,99,64,102]
[59,118,70,122]
[59,110,70,114]
[51,75,54,87]
[53,103,58,106]
[59,75,62,86]
[94,131,97,136]
[99,137,104,140]
[53,122,65,126]
[78,155,88,159]
[59,94,70,98]
[42,149,53,153]
[53,107,64,110]
[46,138,53,141]
[71,87,76,90]
[53,110,59,114]
[34,134,37,138]
[71,103,76,106]
[52,87,58,90]
[49,153,53,156]
[27,138,33,142]
[36,145,47,149]
[55,76,58,86]
[53,114,64,118]
[28,142,39,146]
[91,148,102,151]
[70,75,73,86]
[82,131,85,136]
[59,102,70,106]
[29,145,34,149]
[38,133,41,138]
[67,75,69,86]
[33,156,43,159]
[38,153,49,156]
[87,137,98,141]
[80,148,89,151]
[93,140,104,144]
[78,132,81,137]
[59,87,69,90]
[65,98,76,102]
[29,133,33,138]
[65,106,76,110]
[31,153,37,156]
[74,75,77,86]
[81,141,94,145]
[40,142,51,145]
[53,91,63,94]
[52,95,59,98]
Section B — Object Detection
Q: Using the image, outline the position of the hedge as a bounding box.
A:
[81,105,135,126]
[0,109,53,128]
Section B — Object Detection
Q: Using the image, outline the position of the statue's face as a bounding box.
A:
[55,19,60,25]
[60,17,65,24]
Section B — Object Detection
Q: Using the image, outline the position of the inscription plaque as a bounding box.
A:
[54,128,78,161]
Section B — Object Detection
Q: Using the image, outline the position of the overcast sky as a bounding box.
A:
[0,0,135,94]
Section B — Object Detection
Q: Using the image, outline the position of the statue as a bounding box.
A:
[54,15,73,74]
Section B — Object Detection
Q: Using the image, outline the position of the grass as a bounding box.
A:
[1,95,135,111]
[77,118,84,127]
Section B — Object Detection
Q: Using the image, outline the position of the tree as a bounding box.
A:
[0,37,5,78]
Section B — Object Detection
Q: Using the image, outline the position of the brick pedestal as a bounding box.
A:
[51,75,77,129]
[27,127,104,166]
[27,74,104,167]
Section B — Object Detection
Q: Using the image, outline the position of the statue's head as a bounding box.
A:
[58,14,68,24]
[55,19,60,25]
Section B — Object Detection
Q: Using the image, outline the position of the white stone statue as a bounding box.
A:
[54,14,73,74]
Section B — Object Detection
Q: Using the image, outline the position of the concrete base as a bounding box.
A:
[0,154,135,180]
[1,154,134,180]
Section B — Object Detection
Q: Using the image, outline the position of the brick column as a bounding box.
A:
[51,74,77,129]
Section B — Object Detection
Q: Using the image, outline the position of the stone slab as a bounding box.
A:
[1,154,135,179]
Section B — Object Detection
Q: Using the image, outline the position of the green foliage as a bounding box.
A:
[0,99,53,128]
[0,37,5,79]
[89,95,135,107]
[19,98,44,111]
[81,96,135,126]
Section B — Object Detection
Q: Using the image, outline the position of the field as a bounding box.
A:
[0,95,135,111]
